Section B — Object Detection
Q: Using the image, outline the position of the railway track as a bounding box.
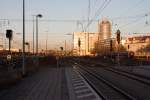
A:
[72,61,150,100]
[76,60,150,86]
[103,67,150,85]
[74,65,137,100]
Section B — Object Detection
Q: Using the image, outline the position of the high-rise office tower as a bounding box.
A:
[98,18,111,40]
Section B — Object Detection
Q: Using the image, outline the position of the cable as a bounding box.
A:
[87,0,108,26]
[110,0,147,32]
[111,12,150,31]
[8,19,98,22]
[119,0,145,17]
[121,17,145,31]
[86,0,112,29]
[119,17,144,29]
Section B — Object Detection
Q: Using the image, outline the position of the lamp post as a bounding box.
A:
[65,40,66,56]
[22,0,25,75]
[36,14,42,54]
[45,31,48,55]
[87,0,91,53]
[32,15,35,54]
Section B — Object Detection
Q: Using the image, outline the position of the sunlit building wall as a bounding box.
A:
[95,38,117,55]
[73,32,98,56]
[89,33,99,54]
[124,34,150,55]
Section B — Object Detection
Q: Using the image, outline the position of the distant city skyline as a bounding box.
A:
[0,0,150,50]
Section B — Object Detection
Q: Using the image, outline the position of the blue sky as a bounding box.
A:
[0,0,150,50]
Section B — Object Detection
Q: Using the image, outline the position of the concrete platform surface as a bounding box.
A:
[0,66,68,100]
[0,65,101,100]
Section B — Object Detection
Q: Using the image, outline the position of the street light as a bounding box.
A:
[44,31,49,54]
[32,15,35,54]
[36,14,42,54]
[22,0,25,75]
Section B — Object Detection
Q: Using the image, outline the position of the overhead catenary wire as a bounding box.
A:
[120,17,145,31]
[80,0,109,30]
[85,0,112,30]
[115,12,150,30]
[4,11,150,35]
[8,19,99,22]
[111,0,147,31]
[119,17,145,29]
[119,0,145,17]
[6,11,150,23]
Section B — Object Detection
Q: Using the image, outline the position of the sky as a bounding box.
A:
[0,0,150,50]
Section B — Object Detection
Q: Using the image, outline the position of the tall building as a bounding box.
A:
[98,18,111,40]
[73,18,112,56]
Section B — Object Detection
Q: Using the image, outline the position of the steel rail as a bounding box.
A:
[75,65,137,100]
[77,59,150,86]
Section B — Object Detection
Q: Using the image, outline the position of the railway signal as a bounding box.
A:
[78,38,81,48]
[116,29,121,44]
[60,47,63,51]
[78,38,81,55]
[116,29,121,66]
[6,29,13,52]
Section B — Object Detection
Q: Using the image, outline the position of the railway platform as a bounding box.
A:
[0,64,101,100]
